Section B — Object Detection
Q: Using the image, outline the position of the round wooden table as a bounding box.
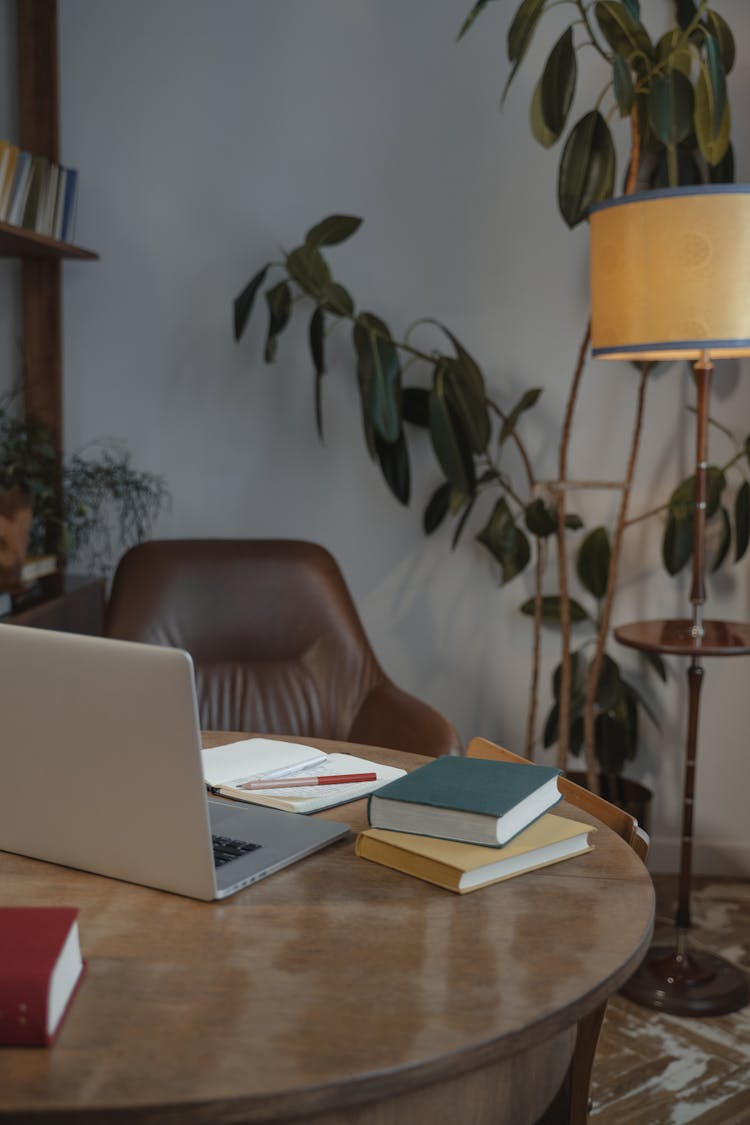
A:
[0,736,654,1124]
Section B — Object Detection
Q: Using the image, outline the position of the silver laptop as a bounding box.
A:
[0,625,349,900]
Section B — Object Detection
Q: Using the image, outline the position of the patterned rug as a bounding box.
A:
[590,878,750,1125]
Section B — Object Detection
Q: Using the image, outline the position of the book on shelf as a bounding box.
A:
[36,162,59,236]
[0,906,86,1045]
[0,142,18,220]
[60,167,78,243]
[6,150,32,226]
[21,154,48,231]
[52,167,68,240]
[367,755,562,846]
[202,736,405,814]
[355,814,595,893]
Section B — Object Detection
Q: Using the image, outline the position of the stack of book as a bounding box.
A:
[0,139,78,242]
[356,756,594,893]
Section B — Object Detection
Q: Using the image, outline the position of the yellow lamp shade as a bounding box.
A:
[589,185,750,361]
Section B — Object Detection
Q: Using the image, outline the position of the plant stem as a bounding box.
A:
[555,318,591,771]
[582,364,650,790]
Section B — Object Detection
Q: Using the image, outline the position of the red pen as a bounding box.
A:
[239,772,377,791]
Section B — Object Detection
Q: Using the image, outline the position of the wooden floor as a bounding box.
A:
[590,876,750,1124]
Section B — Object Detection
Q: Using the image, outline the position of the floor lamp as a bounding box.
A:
[589,185,750,1017]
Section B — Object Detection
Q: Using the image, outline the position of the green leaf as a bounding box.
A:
[565,513,584,530]
[595,710,634,774]
[663,510,693,574]
[309,307,325,440]
[735,480,749,562]
[648,69,695,147]
[612,54,634,117]
[695,65,731,166]
[305,214,362,249]
[702,33,727,137]
[641,649,667,682]
[320,282,354,317]
[502,0,547,103]
[476,498,531,584]
[286,244,331,298]
[233,263,270,341]
[576,526,611,600]
[594,1,653,62]
[552,649,587,704]
[540,27,577,141]
[428,368,476,497]
[424,482,452,534]
[711,506,731,572]
[675,0,697,31]
[402,387,430,428]
[374,430,410,506]
[439,357,490,454]
[352,312,402,444]
[558,111,616,228]
[669,466,726,520]
[621,0,639,18]
[595,653,623,711]
[656,30,693,78]
[499,387,542,445]
[452,495,477,548]
[705,10,735,74]
[264,280,292,363]
[708,140,734,184]
[520,595,589,622]
[524,497,557,537]
[457,0,496,40]
[530,77,557,148]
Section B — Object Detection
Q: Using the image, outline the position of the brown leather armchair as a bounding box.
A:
[104,539,461,757]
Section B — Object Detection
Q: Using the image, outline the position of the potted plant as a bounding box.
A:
[230,1,747,806]
[0,401,168,589]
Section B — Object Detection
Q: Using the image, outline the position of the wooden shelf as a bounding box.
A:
[0,218,97,259]
[615,618,750,658]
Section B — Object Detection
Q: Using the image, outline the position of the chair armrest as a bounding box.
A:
[348,680,462,758]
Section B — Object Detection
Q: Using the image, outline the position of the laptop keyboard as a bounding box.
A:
[212,834,261,868]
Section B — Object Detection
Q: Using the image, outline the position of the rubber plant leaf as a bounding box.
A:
[540,26,577,141]
[702,33,727,137]
[576,526,611,600]
[476,497,531,584]
[499,387,542,445]
[305,214,362,249]
[621,0,639,18]
[234,263,269,341]
[594,652,623,711]
[451,494,477,548]
[735,480,749,562]
[320,282,354,317]
[530,77,557,148]
[675,0,697,31]
[612,53,634,117]
[594,1,653,62]
[695,64,731,167]
[641,649,667,683]
[524,498,557,537]
[662,509,693,575]
[428,362,476,497]
[557,110,616,229]
[441,356,490,454]
[705,9,735,74]
[352,312,402,444]
[286,244,331,299]
[456,0,496,41]
[552,648,588,704]
[711,506,731,572]
[657,30,693,78]
[264,280,292,363]
[374,429,410,506]
[502,0,547,103]
[309,306,325,440]
[423,481,452,534]
[648,69,695,147]
[402,386,430,428]
[520,595,589,622]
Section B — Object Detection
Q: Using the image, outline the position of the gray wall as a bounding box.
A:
[8,1,750,872]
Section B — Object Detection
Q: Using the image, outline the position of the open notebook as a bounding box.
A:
[202,738,405,813]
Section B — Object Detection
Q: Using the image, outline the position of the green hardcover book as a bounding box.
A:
[367,756,562,846]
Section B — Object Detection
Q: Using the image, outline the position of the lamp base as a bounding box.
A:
[621,943,749,1017]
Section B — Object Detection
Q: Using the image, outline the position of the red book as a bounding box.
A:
[0,907,86,1045]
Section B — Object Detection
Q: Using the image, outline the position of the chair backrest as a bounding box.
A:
[466,736,650,861]
[105,539,461,756]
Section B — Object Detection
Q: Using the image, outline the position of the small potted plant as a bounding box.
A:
[0,401,168,590]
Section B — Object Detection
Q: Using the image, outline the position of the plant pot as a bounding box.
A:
[0,485,33,590]
[567,771,652,835]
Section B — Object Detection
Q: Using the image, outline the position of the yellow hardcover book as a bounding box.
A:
[355,814,595,893]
